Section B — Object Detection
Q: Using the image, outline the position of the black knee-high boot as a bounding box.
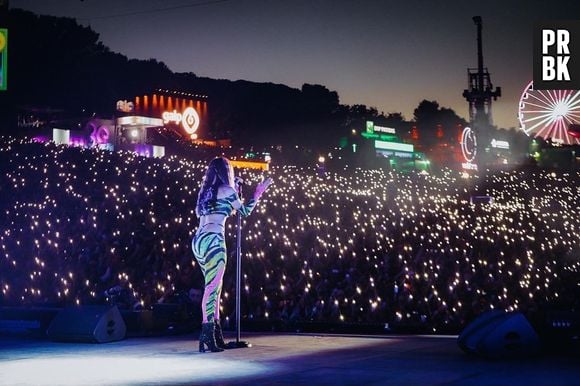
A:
[199,322,224,353]
[214,320,228,349]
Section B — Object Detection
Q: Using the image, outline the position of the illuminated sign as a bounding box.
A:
[162,107,200,139]
[181,107,200,137]
[229,159,269,171]
[377,149,413,158]
[374,140,414,153]
[116,100,134,112]
[366,121,396,134]
[461,127,477,162]
[375,125,396,134]
[0,29,7,91]
[366,121,374,133]
[117,116,163,126]
[162,110,182,124]
[90,124,110,145]
[491,139,510,149]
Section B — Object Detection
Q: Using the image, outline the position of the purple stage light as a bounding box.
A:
[32,136,48,143]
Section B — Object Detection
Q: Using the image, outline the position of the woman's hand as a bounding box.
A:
[253,177,273,200]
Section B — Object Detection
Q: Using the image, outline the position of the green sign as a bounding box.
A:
[366,121,374,134]
[0,29,6,91]
[362,131,397,141]
[374,140,414,153]
[362,131,379,139]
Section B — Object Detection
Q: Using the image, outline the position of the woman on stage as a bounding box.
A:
[193,157,272,352]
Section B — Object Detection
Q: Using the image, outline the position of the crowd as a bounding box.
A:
[0,137,578,332]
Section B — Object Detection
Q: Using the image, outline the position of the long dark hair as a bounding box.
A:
[196,157,234,217]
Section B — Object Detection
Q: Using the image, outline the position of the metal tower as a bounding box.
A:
[462,16,501,128]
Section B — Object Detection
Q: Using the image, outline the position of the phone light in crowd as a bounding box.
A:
[0,136,577,332]
[318,156,325,163]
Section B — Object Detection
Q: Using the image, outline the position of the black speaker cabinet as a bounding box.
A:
[47,305,126,343]
[458,310,540,358]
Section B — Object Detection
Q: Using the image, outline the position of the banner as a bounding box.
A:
[0,28,6,91]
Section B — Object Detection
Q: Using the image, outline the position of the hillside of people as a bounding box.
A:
[0,137,578,333]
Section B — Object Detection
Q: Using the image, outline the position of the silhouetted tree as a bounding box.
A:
[413,100,467,147]
[4,9,469,154]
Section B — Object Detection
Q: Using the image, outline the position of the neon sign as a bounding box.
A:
[162,110,182,124]
[89,124,110,145]
[116,100,134,112]
[375,125,396,134]
[461,127,477,162]
[181,107,200,136]
[366,121,396,134]
[162,107,200,139]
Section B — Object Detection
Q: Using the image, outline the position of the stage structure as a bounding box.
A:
[462,17,501,129]
[32,90,210,159]
[42,90,210,158]
[462,16,501,169]
[113,89,209,147]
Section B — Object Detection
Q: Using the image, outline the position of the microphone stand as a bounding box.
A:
[227,182,251,349]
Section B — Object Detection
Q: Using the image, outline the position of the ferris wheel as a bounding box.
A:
[518,81,580,145]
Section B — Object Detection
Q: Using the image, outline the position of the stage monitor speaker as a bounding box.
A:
[47,305,126,343]
[458,310,540,358]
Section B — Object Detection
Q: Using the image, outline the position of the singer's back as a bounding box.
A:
[196,186,239,217]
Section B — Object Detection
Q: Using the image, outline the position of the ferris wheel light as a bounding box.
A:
[552,102,569,119]
[518,81,580,145]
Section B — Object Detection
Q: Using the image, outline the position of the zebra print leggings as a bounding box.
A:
[192,231,227,322]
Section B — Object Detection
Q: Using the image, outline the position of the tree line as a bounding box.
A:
[0,8,522,151]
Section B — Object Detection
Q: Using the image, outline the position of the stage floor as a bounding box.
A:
[0,332,578,385]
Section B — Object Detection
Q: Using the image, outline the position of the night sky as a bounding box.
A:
[10,0,580,129]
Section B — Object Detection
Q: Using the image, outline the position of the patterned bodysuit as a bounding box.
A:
[192,192,257,322]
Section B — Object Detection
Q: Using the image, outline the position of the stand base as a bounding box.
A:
[226,340,252,349]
